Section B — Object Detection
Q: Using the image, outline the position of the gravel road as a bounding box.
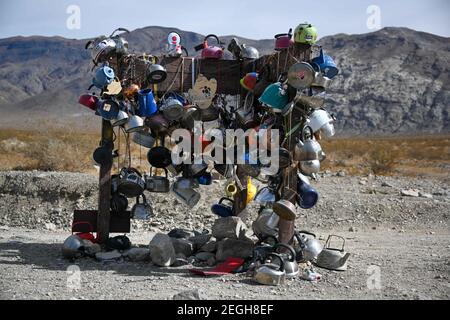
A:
[0,171,449,300]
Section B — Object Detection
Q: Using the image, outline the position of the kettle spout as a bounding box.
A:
[341,253,351,265]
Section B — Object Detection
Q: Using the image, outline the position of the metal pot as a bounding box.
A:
[294,126,323,161]
[316,235,350,271]
[93,143,113,166]
[132,130,156,149]
[117,167,146,198]
[196,34,224,60]
[252,208,279,239]
[160,93,185,121]
[171,181,201,208]
[137,89,158,117]
[273,199,297,221]
[197,172,213,186]
[145,168,170,193]
[145,114,170,137]
[131,194,153,220]
[236,92,258,129]
[112,110,129,127]
[147,145,172,169]
[299,160,321,177]
[297,174,319,209]
[110,193,129,217]
[125,115,145,133]
[294,231,323,263]
[78,94,99,111]
[97,98,120,121]
[293,94,325,110]
[287,62,315,90]
[311,73,332,90]
[92,65,115,89]
[274,29,294,51]
[200,105,220,122]
[254,187,277,206]
[180,106,201,130]
[273,243,299,278]
[147,64,167,84]
[254,253,286,286]
[211,198,234,218]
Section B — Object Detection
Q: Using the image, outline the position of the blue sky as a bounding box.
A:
[0,0,449,40]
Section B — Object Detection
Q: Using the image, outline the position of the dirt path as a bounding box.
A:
[0,226,448,300]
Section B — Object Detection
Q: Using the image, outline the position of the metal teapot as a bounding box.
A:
[273,243,299,279]
[316,235,351,271]
[294,126,323,161]
[131,194,153,220]
[211,198,235,218]
[145,168,170,193]
[254,253,286,286]
[252,208,279,239]
[294,231,323,263]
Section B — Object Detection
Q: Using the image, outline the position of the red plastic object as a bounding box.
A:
[189,257,245,276]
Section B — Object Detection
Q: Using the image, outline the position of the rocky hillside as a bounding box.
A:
[0,26,448,135]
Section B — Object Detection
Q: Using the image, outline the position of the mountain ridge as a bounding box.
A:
[0,26,448,136]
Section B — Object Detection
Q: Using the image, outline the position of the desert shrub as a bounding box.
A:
[366,145,400,175]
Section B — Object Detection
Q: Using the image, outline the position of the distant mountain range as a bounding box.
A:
[0,26,448,136]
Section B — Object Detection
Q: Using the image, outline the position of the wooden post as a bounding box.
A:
[278,165,298,246]
[97,120,114,244]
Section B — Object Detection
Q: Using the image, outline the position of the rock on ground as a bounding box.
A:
[149,233,176,267]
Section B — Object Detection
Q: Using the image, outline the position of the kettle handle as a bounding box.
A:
[204,34,221,47]
[273,243,296,263]
[266,253,285,272]
[325,235,346,252]
[219,198,234,206]
[109,27,131,38]
[297,230,317,239]
[302,126,314,141]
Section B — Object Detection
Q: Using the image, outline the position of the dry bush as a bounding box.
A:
[365,145,400,175]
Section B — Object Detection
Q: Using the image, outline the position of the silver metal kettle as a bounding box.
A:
[254,253,286,286]
[273,243,299,279]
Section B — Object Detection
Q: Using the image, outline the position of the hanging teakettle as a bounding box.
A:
[297,174,319,209]
[131,194,153,220]
[312,49,339,79]
[117,167,146,198]
[259,82,289,112]
[109,28,130,56]
[160,93,186,121]
[274,29,294,51]
[92,65,115,89]
[211,198,235,218]
[195,34,224,60]
[294,126,323,161]
[145,168,170,193]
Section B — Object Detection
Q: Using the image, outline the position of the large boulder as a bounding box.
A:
[212,217,247,240]
[171,238,195,257]
[216,238,254,262]
[149,233,176,267]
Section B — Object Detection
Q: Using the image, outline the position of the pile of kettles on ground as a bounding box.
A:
[74,23,349,277]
